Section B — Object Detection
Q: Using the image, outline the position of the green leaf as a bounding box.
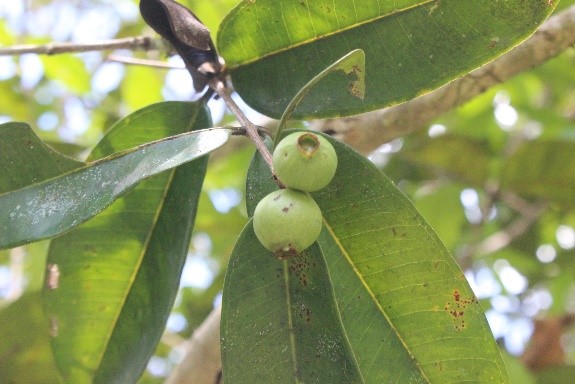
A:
[412,183,467,251]
[0,294,62,384]
[42,102,214,383]
[500,352,536,384]
[0,80,31,121]
[226,130,508,382]
[397,134,492,187]
[121,65,163,111]
[41,55,91,94]
[0,122,83,194]
[222,223,363,383]
[218,0,555,119]
[535,366,575,384]
[0,20,16,45]
[275,49,365,144]
[501,140,575,206]
[0,118,230,249]
[315,134,507,382]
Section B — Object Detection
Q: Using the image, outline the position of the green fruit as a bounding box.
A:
[273,132,338,192]
[253,188,322,258]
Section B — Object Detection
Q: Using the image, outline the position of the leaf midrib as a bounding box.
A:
[282,259,303,384]
[91,105,205,370]
[322,217,432,383]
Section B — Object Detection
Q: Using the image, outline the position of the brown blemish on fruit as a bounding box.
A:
[282,202,294,213]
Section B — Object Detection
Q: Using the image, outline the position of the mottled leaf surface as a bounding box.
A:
[218,0,555,118]
[222,225,363,383]
[0,117,229,249]
[222,130,508,383]
[43,102,215,383]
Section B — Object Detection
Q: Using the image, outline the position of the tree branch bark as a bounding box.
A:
[164,305,222,384]
[311,5,575,154]
[0,36,163,56]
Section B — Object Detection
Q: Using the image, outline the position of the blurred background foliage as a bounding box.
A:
[1,0,575,383]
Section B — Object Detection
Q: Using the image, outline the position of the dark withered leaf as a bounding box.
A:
[140,0,221,91]
[140,0,211,50]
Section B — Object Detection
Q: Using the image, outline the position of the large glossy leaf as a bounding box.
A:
[0,119,230,249]
[222,225,363,383]
[223,130,507,382]
[0,121,83,193]
[0,294,62,384]
[218,0,555,119]
[317,135,507,382]
[43,102,214,383]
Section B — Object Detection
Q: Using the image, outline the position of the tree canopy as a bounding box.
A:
[1,1,575,383]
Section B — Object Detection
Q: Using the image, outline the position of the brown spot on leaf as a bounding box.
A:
[297,304,312,324]
[444,290,478,331]
[288,253,313,287]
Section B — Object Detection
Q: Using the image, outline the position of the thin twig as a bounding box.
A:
[500,191,542,217]
[458,197,547,270]
[106,54,184,69]
[476,202,547,256]
[0,36,162,56]
[209,77,275,174]
[164,306,222,384]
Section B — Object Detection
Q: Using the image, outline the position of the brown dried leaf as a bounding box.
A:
[139,0,221,91]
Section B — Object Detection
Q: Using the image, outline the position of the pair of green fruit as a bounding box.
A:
[253,132,338,259]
